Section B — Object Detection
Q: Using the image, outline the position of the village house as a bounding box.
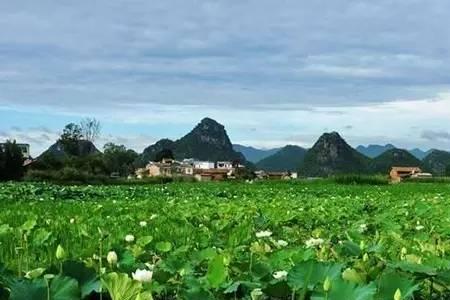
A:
[194,161,215,169]
[255,170,298,180]
[411,172,433,179]
[136,158,194,179]
[0,143,31,158]
[194,168,233,181]
[389,166,424,182]
[216,161,233,169]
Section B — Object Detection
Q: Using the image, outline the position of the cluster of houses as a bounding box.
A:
[0,141,437,183]
[135,158,247,181]
[135,158,299,182]
[136,159,434,183]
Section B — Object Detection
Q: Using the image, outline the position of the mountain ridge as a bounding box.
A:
[369,148,423,174]
[423,149,450,176]
[356,144,432,160]
[299,132,370,177]
[255,145,307,172]
[137,118,246,166]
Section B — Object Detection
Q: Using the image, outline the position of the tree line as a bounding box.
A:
[1,118,143,183]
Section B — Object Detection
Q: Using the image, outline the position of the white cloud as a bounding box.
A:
[1,1,450,151]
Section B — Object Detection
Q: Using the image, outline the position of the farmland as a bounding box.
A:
[0,181,450,299]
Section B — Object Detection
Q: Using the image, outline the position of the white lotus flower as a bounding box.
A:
[132,269,153,283]
[251,288,264,300]
[256,230,272,238]
[358,224,368,233]
[107,251,118,265]
[277,240,289,247]
[69,218,75,224]
[139,221,147,227]
[125,234,135,243]
[273,270,288,280]
[305,237,324,248]
[415,225,425,231]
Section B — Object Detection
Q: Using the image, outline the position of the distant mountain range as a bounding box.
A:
[240,136,449,176]
[356,144,431,160]
[38,117,450,177]
[232,144,280,163]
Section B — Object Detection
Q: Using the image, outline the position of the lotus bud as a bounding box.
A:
[363,253,369,262]
[56,244,66,260]
[107,251,118,265]
[323,277,331,292]
[394,288,401,300]
[401,247,407,255]
[359,240,365,250]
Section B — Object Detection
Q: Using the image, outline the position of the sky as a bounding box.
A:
[1,0,450,156]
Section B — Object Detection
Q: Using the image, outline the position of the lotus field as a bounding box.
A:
[1,181,450,299]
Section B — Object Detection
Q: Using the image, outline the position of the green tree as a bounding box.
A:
[103,143,138,176]
[154,149,174,162]
[0,141,25,181]
[0,145,5,180]
[59,123,83,156]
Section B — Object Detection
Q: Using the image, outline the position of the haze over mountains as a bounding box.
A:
[40,117,450,177]
[232,145,281,163]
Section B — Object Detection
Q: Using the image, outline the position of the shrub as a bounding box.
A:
[332,174,389,185]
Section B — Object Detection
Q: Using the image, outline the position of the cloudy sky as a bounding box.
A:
[1,0,450,156]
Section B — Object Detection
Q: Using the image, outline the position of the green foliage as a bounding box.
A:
[0,181,450,299]
[59,123,84,156]
[332,175,389,185]
[101,272,145,300]
[376,271,418,300]
[206,255,227,288]
[153,149,174,163]
[0,140,25,181]
[9,276,80,300]
[324,279,376,300]
[62,261,100,297]
[103,143,138,176]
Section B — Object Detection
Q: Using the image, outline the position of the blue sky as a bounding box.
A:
[1,1,450,156]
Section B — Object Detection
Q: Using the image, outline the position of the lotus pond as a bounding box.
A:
[1,181,450,299]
